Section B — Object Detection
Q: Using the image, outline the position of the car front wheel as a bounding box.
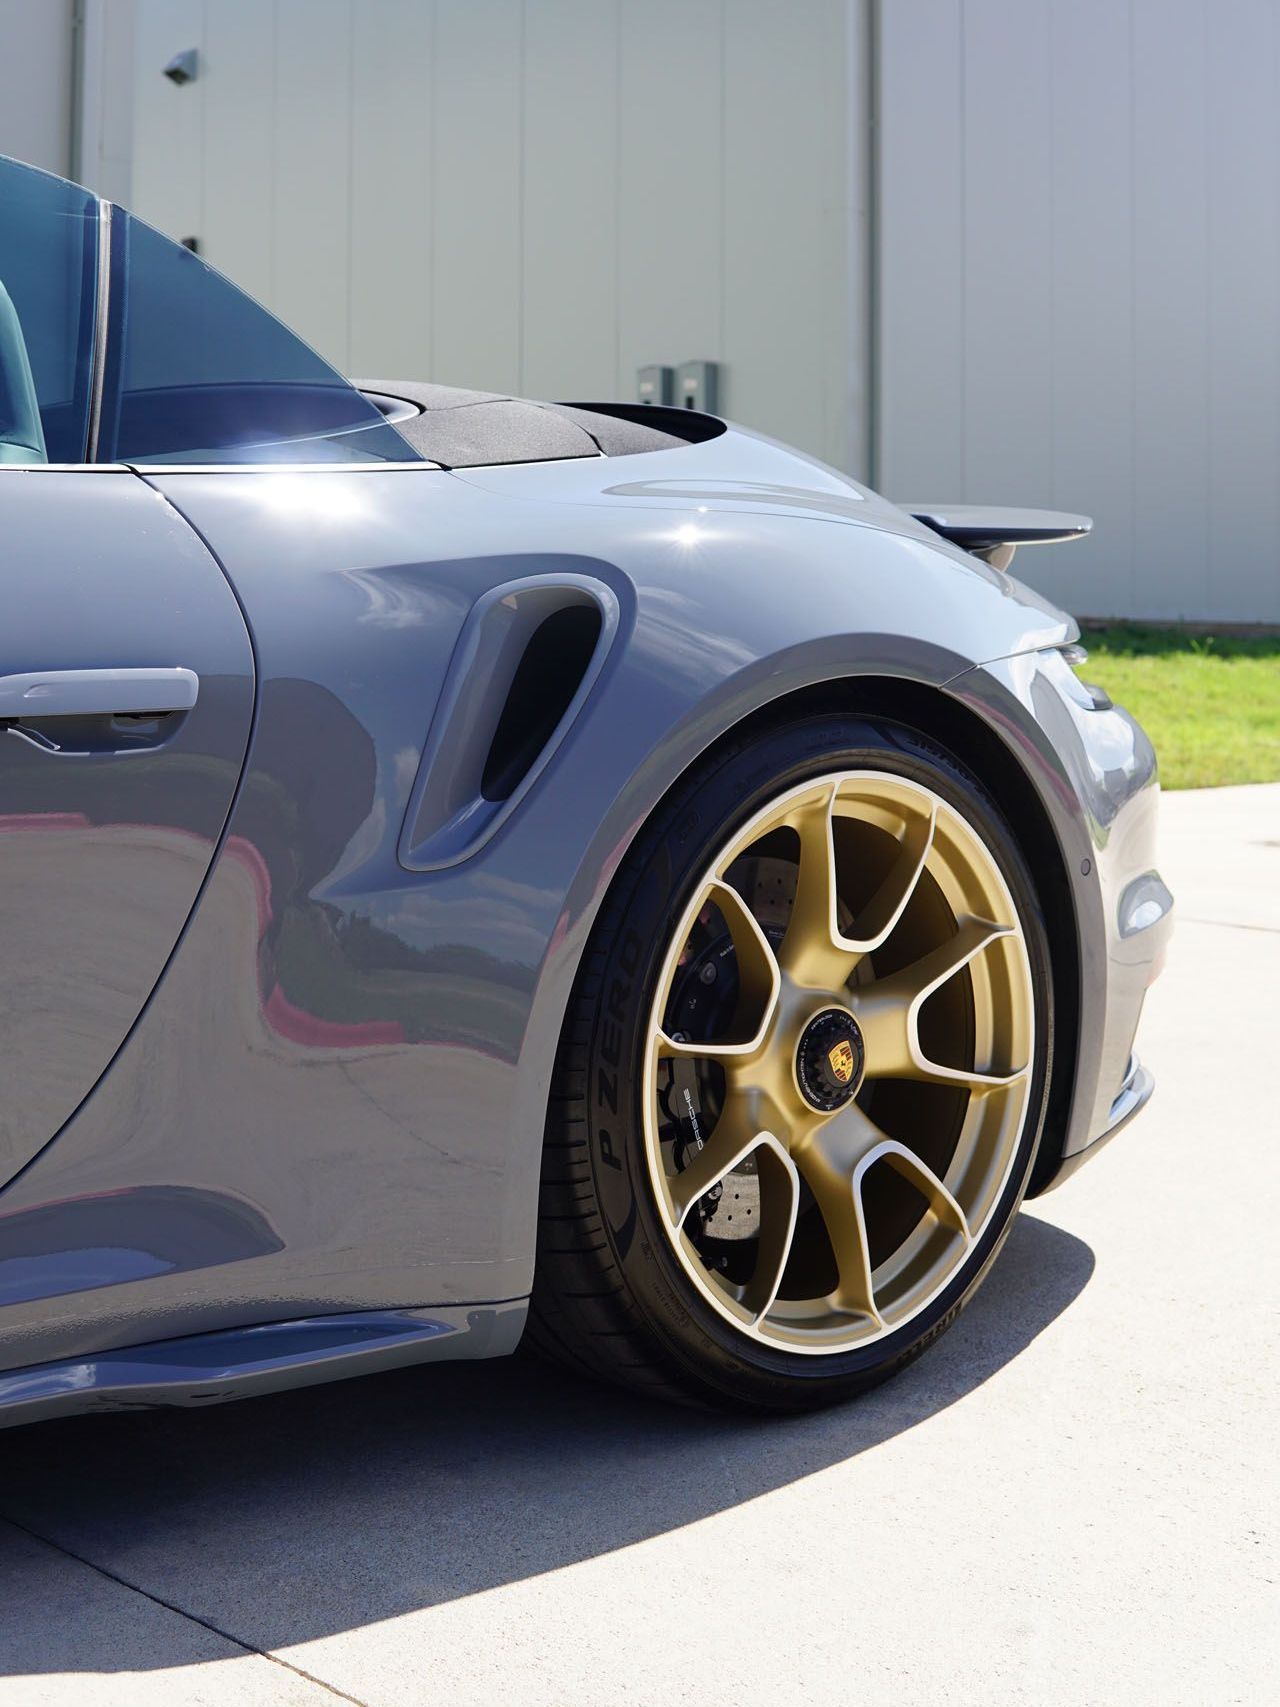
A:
[529,711,1054,1411]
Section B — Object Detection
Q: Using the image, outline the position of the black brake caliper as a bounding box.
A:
[659,1043,720,1205]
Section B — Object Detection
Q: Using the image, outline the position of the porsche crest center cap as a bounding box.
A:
[795,1008,865,1112]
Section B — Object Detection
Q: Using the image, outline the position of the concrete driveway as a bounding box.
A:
[0,785,1276,1707]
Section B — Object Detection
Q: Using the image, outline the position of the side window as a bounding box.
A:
[98,212,419,465]
[0,157,99,464]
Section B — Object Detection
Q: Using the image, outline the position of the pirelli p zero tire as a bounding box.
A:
[528,712,1054,1412]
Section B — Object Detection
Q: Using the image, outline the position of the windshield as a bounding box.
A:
[0,154,421,467]
[97,210,420,465]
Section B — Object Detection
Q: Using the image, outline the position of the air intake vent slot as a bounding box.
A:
[399,574,620,871]
[481,604,602,802]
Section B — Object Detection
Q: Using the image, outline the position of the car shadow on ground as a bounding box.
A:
[0,1210,1092,1677]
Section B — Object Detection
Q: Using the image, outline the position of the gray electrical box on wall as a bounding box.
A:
[676,361,719,412]
[637,365,674,406]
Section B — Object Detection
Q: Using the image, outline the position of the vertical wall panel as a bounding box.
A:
[723,0,851,469]
[874,0,966,499]
[616,0,722,404]
[130,0,205,247]
[1046,0,1135,621]
[272,0,352,368]
[521,0,618,398]
[78,0,137,203]
[1131,0,1210,621]
[202,0,276,307]
[879,0,1279,621]
[961,0,1053,503]
[1205,0,1280,623]
[430,0,522,392]
[844,1,873,483]
[349,0,435,382]
[0,0,73,176]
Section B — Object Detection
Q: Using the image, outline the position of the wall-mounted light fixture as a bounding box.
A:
[163,48,199,85]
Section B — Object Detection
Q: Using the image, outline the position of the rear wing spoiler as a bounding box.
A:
[901,505,1091,572]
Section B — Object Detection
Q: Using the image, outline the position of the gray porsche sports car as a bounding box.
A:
[0,154,1170,1420]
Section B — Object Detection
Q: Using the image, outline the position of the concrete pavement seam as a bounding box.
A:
[0,1514,370,1707]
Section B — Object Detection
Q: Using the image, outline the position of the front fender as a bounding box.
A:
[0,445,1093,1359]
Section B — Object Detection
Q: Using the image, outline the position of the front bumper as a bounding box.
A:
[1046,1052,1155,1188]
[953,645,1174,1190]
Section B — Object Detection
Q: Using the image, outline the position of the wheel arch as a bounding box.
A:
[529,667,1077,1403]
[612,670,1080,1196]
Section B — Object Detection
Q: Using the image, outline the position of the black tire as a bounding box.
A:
[527,711,1054,1412]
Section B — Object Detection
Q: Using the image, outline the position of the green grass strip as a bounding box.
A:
[1079,624,1280,790]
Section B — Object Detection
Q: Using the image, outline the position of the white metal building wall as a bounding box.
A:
[78,0,136,207]
[876,0,1280,624]
[0,0,73,177]
[121,0,864,478]
[47,0,1280,621]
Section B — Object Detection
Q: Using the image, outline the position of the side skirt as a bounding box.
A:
[0,1300,527,1430]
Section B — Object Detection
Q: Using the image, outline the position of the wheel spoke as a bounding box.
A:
[853,917,1029,1089]
[793,1104,888,1321]
[875,915,1013,1005]
[740,1138,801,1322]
[850,988,918,1078]
[777,785,860,991]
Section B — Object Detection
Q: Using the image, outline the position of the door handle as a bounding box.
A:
[0,667,199,719]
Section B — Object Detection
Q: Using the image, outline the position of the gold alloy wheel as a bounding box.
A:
[641,770,1035,1355]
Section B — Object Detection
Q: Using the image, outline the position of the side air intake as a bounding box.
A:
[398,574,620,871]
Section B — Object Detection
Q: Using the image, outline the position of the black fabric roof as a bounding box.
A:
[355,378,687,467]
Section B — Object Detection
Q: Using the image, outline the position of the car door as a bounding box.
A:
[0,157,255,1185]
